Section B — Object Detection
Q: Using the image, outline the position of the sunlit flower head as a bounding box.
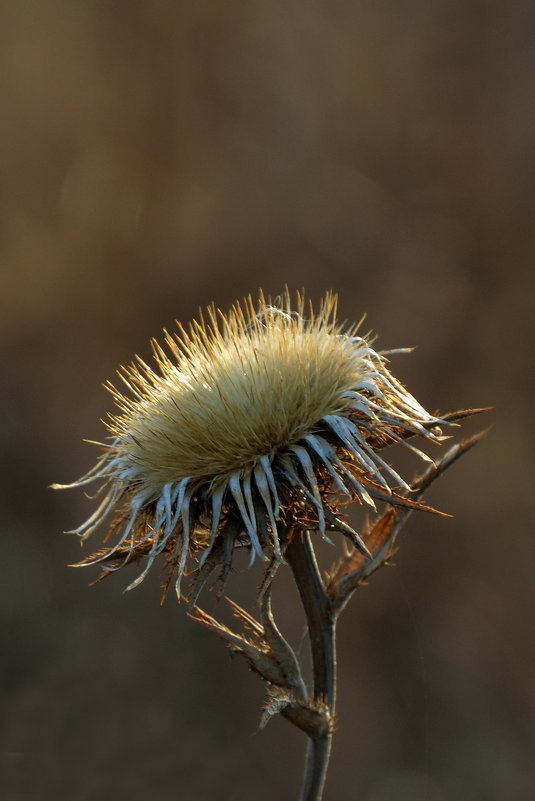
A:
[54,290,444,599]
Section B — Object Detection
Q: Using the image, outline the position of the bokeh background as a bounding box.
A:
[2,1,533,799]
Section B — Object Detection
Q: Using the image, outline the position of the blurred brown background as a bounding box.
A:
[1,1,533,799]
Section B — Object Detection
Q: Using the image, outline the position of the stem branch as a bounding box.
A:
[286,531,336,801]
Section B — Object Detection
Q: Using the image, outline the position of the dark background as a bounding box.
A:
[2,2,533,799]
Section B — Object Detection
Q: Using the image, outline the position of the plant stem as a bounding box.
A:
[286,530,336,801]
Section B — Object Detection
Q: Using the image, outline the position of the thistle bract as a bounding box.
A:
[54,290,443,598]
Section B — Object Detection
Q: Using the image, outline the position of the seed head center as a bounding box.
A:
[116,325,361,489]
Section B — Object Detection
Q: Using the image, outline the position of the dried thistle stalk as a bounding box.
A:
[54,290,487,801]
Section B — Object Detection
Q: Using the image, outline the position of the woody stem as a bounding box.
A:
[286,530,336,801]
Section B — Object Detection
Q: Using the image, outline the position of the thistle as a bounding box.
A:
[54,290,486,801]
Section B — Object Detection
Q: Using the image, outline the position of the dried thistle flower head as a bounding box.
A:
[54,290,443,599]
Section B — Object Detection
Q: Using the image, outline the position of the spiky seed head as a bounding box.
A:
[53,290,444,600]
